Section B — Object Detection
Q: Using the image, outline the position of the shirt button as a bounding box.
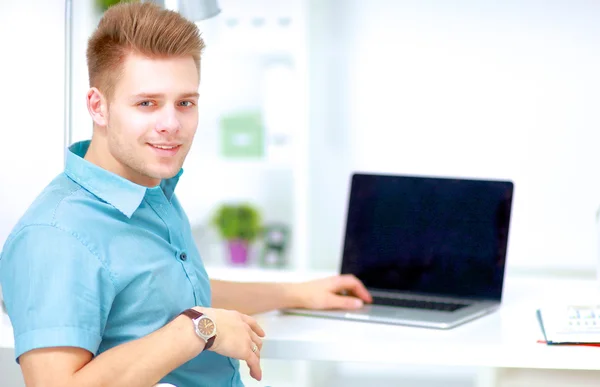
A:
[179,252,187,261]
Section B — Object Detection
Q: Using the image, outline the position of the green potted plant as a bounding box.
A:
[212,203,262,265]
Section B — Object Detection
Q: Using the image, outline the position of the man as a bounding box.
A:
[0,3,371,387]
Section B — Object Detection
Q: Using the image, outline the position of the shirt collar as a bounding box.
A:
[64,140,183,218]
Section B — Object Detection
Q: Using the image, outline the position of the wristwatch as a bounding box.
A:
[179,308,217,350]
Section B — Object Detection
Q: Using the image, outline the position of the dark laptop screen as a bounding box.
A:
[340,173,513,301]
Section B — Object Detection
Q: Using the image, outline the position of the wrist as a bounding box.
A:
[283,282,305,309]
[172,313,206,358]
[188,307,217,351]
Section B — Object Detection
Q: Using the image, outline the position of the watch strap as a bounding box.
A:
[179,308,216,350]
[181,308,203,320]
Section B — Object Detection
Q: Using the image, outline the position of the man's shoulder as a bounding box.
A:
[5,173,106,244]
[14,173,83,224]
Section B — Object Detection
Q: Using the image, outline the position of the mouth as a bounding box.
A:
[148,143,182,156]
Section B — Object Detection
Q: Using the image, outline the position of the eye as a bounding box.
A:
[138,101,155,107]
[179,100,195,107]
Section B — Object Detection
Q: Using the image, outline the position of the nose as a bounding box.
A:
[156,106,181,134]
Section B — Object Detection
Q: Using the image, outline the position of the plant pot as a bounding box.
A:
[227,239,249,265]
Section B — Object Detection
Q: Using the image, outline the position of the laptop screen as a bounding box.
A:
[340,173,513,301]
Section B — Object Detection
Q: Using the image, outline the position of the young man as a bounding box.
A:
[0,3,371,387]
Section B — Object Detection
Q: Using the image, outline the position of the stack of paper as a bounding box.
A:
[537,305,600,346]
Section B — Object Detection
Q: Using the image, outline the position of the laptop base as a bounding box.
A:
[282,302,500,330]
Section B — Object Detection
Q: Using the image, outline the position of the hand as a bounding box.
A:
[194,307,265,381]
[290,274,372,310]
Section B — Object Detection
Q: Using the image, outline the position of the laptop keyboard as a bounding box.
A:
[371,296,468,312]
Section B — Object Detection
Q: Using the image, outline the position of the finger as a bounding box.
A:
[248,339,261,358]
[247,358,262,381]
[250,329,263,351]
[241,314,266,337]
[324,293,365,310]
[246,342,262,381]
[336,275,373,303]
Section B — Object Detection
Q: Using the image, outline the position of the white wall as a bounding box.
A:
[70,0,100,144]
[0,1,64,384]
[306,0,355,271]
[309,0,600,273]
[0,0,65,246]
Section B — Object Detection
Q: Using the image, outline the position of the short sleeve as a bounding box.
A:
[0,224,115,362]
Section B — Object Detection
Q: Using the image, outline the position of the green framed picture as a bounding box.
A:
[219,111,265,159]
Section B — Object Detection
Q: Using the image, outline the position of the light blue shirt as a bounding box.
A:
[0,140,242,387]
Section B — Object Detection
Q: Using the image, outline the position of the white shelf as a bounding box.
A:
[210,158,295,172]
[185,0,312,273]
[204,264,332,283]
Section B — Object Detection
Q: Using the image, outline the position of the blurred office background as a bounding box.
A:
[2,0,600,386]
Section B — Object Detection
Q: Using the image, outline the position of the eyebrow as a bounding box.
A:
[132,92,200,99]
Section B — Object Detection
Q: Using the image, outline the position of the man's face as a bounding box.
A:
[104,53,199,186]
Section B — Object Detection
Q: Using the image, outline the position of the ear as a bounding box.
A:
[86,87,109,127]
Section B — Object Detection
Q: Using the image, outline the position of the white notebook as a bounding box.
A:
[537,305,600,345]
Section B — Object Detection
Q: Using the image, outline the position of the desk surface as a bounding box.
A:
[254,274,600,371]
[2,272,600,371]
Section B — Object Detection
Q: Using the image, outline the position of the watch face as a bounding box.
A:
[198,317,215,336]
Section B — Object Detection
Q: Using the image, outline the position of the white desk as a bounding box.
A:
[255,274,600,369]
[251,273,600,386]
[2,272,600,386]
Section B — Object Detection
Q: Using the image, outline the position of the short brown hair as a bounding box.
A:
[86,1,205,100]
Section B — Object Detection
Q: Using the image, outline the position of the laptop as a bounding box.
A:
[284,172,514,329]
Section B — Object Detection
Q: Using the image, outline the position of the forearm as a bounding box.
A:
[71,314,203,387]
[211,280,301,315]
